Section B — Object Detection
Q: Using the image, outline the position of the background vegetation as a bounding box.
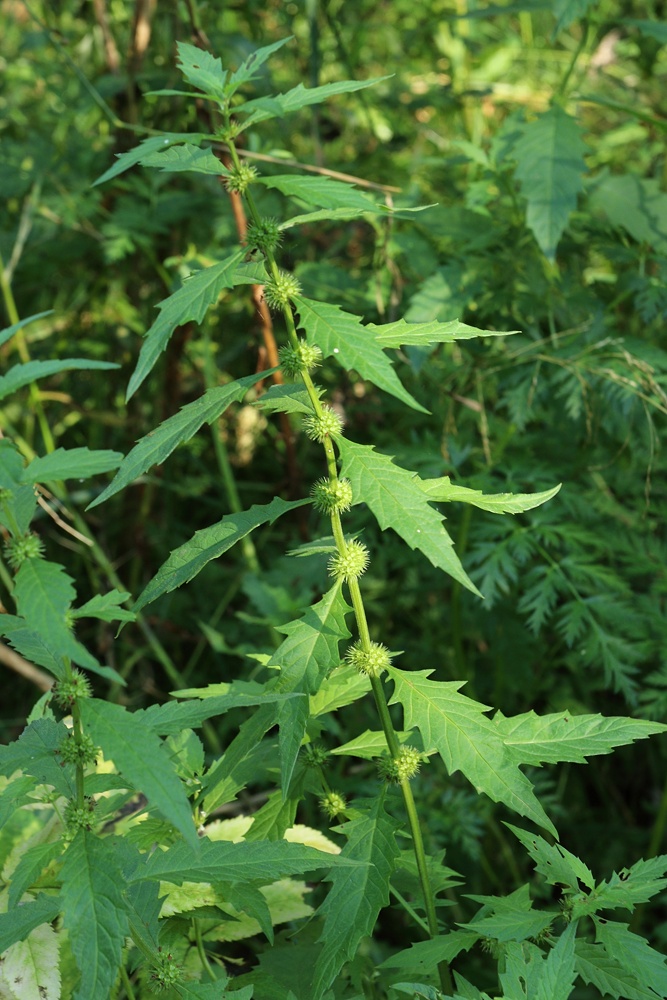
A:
[1,0,666,996]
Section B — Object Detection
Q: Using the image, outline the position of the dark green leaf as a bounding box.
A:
[234,76,391,128]
[21,447,122,484]
[139,143,230,176]
[0,311,53,350]
[338,439,480,594]
[0,718,74,797]
[294,296,427,412]
[89,371,271,508]
[61,831,129,1000]
[93,133,203,186]
[0,359,118,402]
[225,37,293,97]
[129,836,362,885]
[313,797,400,998]
[133,497,309,614]
[72,589,135,624]
[419,478,561,514]
[176,42,227,98]
[80,699,198,848]
[387,667,556,835]
[0,894,61,953]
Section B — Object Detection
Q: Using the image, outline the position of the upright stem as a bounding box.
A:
[226,136,453,994]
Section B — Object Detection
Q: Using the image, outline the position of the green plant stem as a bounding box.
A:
[226,134,453,995]
[119,965,137,1000]
[389,885,430,935]
[69,676,87,811]
[193,918,216,980]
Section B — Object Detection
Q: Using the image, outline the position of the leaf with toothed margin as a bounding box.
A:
[133,497,310,614]
[293,296,427,413]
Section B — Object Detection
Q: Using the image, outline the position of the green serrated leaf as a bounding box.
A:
[573,856,667,918]
[126,251,245,400]
[463,885,553,943]
[0,311,53,350]
[589,173,667,255]
[14,559,74,634]
[0,360,118,402]
[370,317,515,348]
[378,931,480,975]
[225,37,293,97]
[506,825,595,891]
[133,497,309,614]
[534,922,577,1000]
[258,174,378,212]
[338,439,480,594]
[21,447,122,484]
[553,0,596,32]
[280,206,382,229]
[176,983,254,1000]
[176,42,227,98]
[511,105,588,260]
[93,133,202,186]
[0,718,74,797]
[313,797,400,998]
[330,729,416,760]
[575,940,660,1000]
[80,699,198,847]
[8,840,63,908]
[419,478,561,514]
[269,583,351,788]
[294,296,426,412]
[387,667,556,835]
[61,831,129,1000]
[89,371,271,509]
[72,589,135,624]
[234,76,391,128]
[254,382,319,416]
[0,893,62,953]
[201,705,278,813]
[310,663,371,717]
[139,689,305,736]
[129,837,361,885]
[594,919,667,996]
[139,143,230,175]
[495,710,667,766]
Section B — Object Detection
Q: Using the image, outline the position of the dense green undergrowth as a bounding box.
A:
[1,2,667,998]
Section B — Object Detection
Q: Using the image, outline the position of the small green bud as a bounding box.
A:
[302,743,329,767]
[320,790,347,819]
[225,163,258,195]
[303,406,344,443]
[59,732,99,767]
[3,532,44,570]
[311,477,353,515]
[263,270,302,310]
[279,339,322,377]
[246,217,282,254]
[378,745,422,783]
[64,797,96,834]
[328,539,369,581]
[0,487,12,505]
[53,670,92,709]
[345,640,391,677]
[149,951,183,993]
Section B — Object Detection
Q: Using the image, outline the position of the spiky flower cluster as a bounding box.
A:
[311,477,353,515]
[149,951,183,993]
[303,406,344,443]
[328,539,369,581]
[263,269,302,310]
[302,743,329,768]
[320,791,347,819]
[53,670,92,709]
[345,640,392,678]
[64,796,96,834]
[278,339,322,378]
[246,217,282,254]
[59,732,99,767]
[225,163,258,195]
[378,745,423,784]
[3,531,44,570]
